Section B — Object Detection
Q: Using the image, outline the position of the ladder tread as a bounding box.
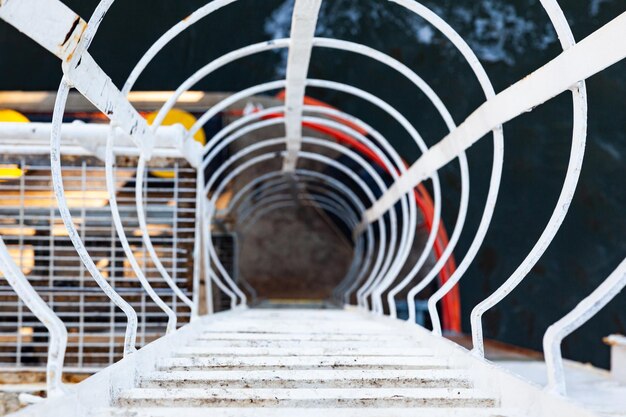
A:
[156,355,450,370]
[173,346,434,357]
[140,369,473,389]
[117,387,498,408]
[93,407,521,417]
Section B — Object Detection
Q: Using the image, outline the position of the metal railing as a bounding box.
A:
[0,0,624,403]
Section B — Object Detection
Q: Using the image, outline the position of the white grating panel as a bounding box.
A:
[0,157,197,370]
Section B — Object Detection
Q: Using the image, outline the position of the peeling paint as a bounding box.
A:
[61,16,81,46]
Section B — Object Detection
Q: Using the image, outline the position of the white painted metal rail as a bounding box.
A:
[0,0,624,415]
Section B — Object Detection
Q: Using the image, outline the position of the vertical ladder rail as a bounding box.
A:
[281,0,322,173]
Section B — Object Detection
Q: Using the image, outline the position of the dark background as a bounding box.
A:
[0,0,624,369]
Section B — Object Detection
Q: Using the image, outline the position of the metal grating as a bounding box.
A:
[0,157,197,370]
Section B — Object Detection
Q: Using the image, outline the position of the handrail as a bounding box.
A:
[50,78,138,356]
[0,237,68,397]
[468,0,588,356]
[544,257,626,395]
[104,131,178,334]
[134,153,198,318]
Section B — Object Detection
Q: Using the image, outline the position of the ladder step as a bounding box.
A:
[94,407,518,417]
[200,327,395,335]
[140,369,472,389]
[200,322,395,335]
[117,388,497,408]
[189,339,422,348]
[157,356,450,371]
[196,332,419,342]
[174,346,433,357]
[230,310,371,320]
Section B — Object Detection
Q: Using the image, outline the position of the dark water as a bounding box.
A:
[0,0,625,369]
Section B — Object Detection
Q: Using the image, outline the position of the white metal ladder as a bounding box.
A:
[0,1,626,416]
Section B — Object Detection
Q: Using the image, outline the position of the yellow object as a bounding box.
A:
[0,165,24,179]
[146,109,205,179]
[0,109,30,123]
[0,109,29,180]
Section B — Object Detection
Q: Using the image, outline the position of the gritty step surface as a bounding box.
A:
[196,331,421,342]
[173,346,434,357]
[197,319,396,334]
[140,369,473,389]
[156,355,450,371]
[92,407,522,417]
[106,309,508,416]
[189,338,422,348]
[117,387,497,408]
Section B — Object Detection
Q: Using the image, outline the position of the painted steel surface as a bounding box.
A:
[0,0,625,413]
